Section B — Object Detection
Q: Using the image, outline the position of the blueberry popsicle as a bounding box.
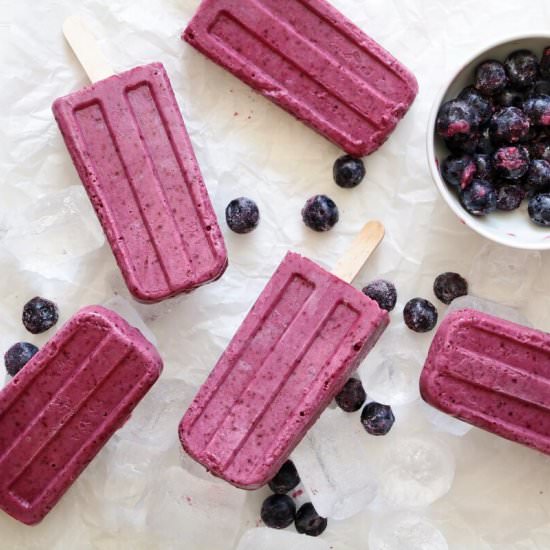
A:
[420,308,550,455]
[179,222,389,489]
[53,17,227,303]
[0,306,162,525]
[183,0,418,156]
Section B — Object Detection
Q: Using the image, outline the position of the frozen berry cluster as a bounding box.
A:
[4,296,59,377]
[262,460,328,537]
[436,48,550,226]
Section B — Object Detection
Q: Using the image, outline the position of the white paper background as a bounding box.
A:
[3,0,550,548]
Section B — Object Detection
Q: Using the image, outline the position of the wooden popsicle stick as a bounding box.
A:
[332,221,385,284]
[63,15,115,83]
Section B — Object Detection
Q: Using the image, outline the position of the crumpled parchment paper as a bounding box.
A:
[3,0,550,548]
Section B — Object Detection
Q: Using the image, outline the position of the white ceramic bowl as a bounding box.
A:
[427,33,550,250]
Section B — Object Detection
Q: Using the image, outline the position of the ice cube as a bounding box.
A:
[116,377,197,453]
[446,295,531,327]
[368,512,448,550]
[78,445,246,546]
[75,376,203,534]
[145,466,247,550]
[109,374,210,481]
[79,439,151,533]
[421,401,472,437]
[360,350,422,406]
[103,295,157,347]
[469,244,541,308]
[359,321,429,408]
[291,408,378,520]
[378,436,455,509]
[236,528,331,550]
[2,186,105,281]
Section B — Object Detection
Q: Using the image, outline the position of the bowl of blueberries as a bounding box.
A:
[428,34,550,249]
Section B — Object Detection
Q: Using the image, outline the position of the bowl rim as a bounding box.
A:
[427,31,550,251]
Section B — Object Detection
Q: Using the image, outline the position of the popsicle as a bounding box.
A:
[0,306,162,525]
[179,221,389,489]
[420,308,550,456]
[183,0,418,157]
[53,17,227,303]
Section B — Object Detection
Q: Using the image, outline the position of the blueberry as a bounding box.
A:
[492,145,530,180]
[523,95,550,126]
[4,342,39,377]
[261,494,296,529]
[528,193,550,226]
[436,100,478,139]
[441,155,476,190]
[474,60,509,96]
[360,402,395,436]
[540,46,550,80]
[403,298,438,333]
[333,155,366,188]
[504,50,539,89]
[268,460,300,494]
[301,195,339,232]
[22,297,59,334]
[530,139,550,161]
[445,132,480,155]
[494,88,525,108]
[459,179,497,216]
[335,378,367,412]
[489,107,530,144]
[527,159,550,190]
[225,197,260,234]
[525,185,540,201]
[362,279,398,312]
[295,503,327,537]
[473,154,493,180]
[433,272,468,305]
[458,86,493,125]
[496,184,526,211]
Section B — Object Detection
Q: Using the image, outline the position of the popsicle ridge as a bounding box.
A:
[202,298,361,471]
[242,0,409,109]
[210,9,387,126]
[5,334,132,506]
[185,272,316,444]
[123,82,199,283]
[75,97,186,291]
[0,306,163,524]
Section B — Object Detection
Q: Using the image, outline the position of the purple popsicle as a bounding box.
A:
[0,306,162,525]
[421,308,550,456]
[183,0,418,156]
[180,247,389,489]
